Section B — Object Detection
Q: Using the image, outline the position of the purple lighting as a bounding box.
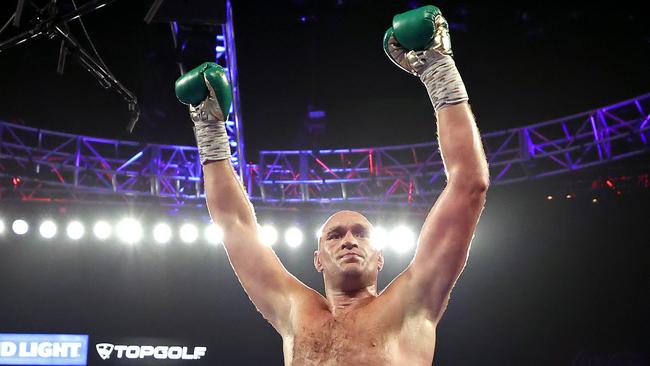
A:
[1,91,648,209]
[523,128,536,157]
[299,15,316,24]
[406,1,421,10]
[308,110,326,119]
[590,115,604,161]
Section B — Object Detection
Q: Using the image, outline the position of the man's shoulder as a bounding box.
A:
[291,286,329,311]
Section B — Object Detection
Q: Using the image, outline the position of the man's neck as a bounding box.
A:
[325,285,378,316]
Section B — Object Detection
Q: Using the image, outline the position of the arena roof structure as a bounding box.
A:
[2,92,648,211]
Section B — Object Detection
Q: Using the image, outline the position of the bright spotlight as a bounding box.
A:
[39,220,57,239]
[0,219,5,234]
[259,224,278,247]
[117,218,142,244]
[285,227,303,248]
[389,225,416,254]
[179,223,199,244]
[153,223,172,244]
[66,221,85,240]
[205,223,224,245]
[12,219,29,235]
[93,221,111,240]
[371,226,388,250]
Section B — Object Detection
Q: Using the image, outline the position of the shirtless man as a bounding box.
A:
[174,5,489,365]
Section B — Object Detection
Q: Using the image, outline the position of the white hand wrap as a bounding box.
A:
[193,120,230,165]
[190,76,231,165]
[410,51,469,112]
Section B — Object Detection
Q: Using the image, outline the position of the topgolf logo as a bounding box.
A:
[95,344,114,360]
[95,343,206,361]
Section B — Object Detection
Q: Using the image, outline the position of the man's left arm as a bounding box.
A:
[405,102,489,322]
[382,5,489,322]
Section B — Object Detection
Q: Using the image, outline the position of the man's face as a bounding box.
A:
[314,211,383,281]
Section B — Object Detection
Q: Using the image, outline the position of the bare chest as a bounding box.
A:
[289,311,397,366]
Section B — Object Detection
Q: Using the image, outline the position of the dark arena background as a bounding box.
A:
[1,1,649,365]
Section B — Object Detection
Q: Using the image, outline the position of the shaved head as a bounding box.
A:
[318,210,373,248]
[314,210,383,293]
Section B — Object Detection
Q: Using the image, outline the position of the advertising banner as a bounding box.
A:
[1,333,211,365]
[89,337,210,366]
[0,333,89,365]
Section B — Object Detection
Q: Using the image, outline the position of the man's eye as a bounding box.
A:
[328,233,341,240]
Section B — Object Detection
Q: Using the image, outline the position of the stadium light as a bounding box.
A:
[93,221,111,240]
[153,223,172,244]
[117,218,142,244]
[39,220,57,239]
[389,225,416,254]
[12,219,29,235]
[179,223,199,244]
[0,219,5,234]
[66,221,85,240]
[285,227,303,248]
[259,224,278,247]
[205,223,224,245]
[371,226,388,250]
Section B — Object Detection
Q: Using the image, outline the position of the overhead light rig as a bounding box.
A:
[0,0,140,132]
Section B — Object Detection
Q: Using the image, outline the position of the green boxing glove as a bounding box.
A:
[393,5,447,52]
[383,5,452,76]
[382,5,468,112]
[175,62,232,122]
[175,62,233,164]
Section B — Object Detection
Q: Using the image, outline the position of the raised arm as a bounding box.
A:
[203,161,308,335]
[175,63,309,335]
[406,102,488,321]
[383,6,489,322]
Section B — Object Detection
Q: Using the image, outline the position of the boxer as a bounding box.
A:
[175,5,488,365]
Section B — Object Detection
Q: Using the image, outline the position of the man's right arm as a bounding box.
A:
[176,62,309,336]
[204,160,308,336]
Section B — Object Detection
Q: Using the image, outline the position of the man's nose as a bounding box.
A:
[341,231,358,249]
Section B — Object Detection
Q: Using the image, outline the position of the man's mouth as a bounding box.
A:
[339,253,363,260]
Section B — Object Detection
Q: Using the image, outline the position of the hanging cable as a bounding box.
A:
[0,13,16,36]
[70,0,113,75]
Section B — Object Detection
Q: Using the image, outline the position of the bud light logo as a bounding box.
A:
[0,334,88,365]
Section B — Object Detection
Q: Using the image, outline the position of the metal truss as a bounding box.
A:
[255,92,650,209]
[169,0,246,179]
[1,93,649,210]
[0,123,204,207]
[0,0,140,132]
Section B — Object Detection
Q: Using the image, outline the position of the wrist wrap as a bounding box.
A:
[193,120,230,164]
[189,84,231,164]
[412,52,469,112]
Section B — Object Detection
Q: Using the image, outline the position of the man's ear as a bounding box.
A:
[377,251,384,272]
[314,250,324,272]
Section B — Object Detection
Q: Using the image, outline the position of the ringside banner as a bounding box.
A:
[90,337,210,365]
[95,343,206,361]
[0,333,89,365]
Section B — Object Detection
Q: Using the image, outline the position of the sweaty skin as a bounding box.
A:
[287,210,436,365]
[203,102,489,365]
